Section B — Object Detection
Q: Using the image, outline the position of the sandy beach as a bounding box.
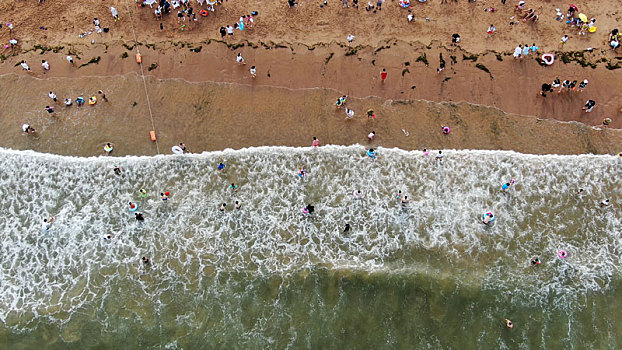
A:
[1,0,621,155]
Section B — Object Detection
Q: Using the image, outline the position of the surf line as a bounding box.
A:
[123,0,161,154]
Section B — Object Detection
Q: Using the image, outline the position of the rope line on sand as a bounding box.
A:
[123,0,161,154]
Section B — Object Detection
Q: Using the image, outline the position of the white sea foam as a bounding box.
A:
[0,145,620,329]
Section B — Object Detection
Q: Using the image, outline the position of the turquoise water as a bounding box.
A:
[0,146,621,349]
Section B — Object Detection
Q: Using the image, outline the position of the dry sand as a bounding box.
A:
[0,0,621,155]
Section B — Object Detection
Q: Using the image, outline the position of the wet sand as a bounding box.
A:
[2,74,620,156]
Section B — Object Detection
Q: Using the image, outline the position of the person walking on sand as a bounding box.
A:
[486,24,496,37]
[577,79,588,92]
[380,68,387,82]
[582,100,596,113]
[367,109,375,119]
[367,131,376,141]
[345,107,355,119]
[20,60,30,71]
[513,44,522,59]
[540,83,553,97]
[226,25,234,38]
[98,90,108,102]
[110,6,120,22]
[250,65,256,78]
[522,44,530,57]
[48,91,57,102]
[236,53,246,65]
[22,124,36,134]
[312,137,320,147]
[560,35,569,47]
[41,60,50,71]
[44,105,55,115]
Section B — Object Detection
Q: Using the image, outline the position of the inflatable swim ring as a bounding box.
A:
[542,54,555,66]
[302,207,309,215]
[129,202,138,212]
[442,126,451,134]
[617,152,622,158]
[588,26,597,33]
[104,144,114,153]
[200,10,208,17]
[558,250,567,259]
[89,96,97,105]
[171,145,184,154]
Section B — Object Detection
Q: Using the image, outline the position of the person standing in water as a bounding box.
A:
[160,192,169,202]
[312,137,320,147]
[135,213,144,221]
[42,216,55,231]
[343,223,351,233]
[229,183,238,192]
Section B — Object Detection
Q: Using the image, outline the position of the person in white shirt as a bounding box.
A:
[41,60,50,70]
[367,131,375,140]
[250,65,256,78]
[66,55,74,65]
[42,216,55,231]
[20,60,30,71]
[48,91,57,102]
[236,53,245,64]
[513,45,522,59]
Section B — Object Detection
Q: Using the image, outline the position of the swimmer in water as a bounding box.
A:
[501,180,515,192]
[343,223,350,233]
[42,216,55,231]
[531,257,541,266]
[235,201,242,210]
[423,148,429,156]
[482,213,494,224]
[160,192,168,202]
[298,167,307,179]
[401,196,409,206]
[576,188,584,195]
[103,234,115,243]
[219,203,227,211]
[113,166,122,176]
[218,162,226,171]
[129,202,137,210]
[395,190,402,200]
[135,213,144,221]
[229,183,238,192]
[600,199,610,207]
[142,256,150,265]
[505,319,514,329]
[353,190,363,200]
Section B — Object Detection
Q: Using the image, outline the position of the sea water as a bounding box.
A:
[0,145,621,349]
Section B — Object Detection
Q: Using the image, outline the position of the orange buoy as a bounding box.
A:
[150,130,156,141]
[136,52,142,64]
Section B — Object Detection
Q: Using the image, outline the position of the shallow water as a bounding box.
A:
[0,145,621,349]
